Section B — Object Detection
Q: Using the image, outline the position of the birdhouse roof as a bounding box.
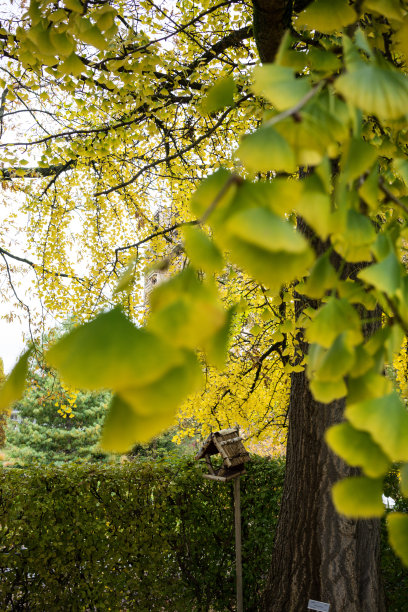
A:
[195,427,250,469]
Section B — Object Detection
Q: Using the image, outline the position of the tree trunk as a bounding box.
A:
[259,368,386,612]
[249,3,386,609]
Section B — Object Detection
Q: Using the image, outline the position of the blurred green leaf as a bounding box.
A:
[332,476,384,518]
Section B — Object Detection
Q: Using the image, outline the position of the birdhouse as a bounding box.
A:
[195,427,250,481]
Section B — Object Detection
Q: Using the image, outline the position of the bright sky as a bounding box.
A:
[0,315,26,373]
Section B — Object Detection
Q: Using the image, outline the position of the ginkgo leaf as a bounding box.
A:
[335,61,408,120]
[274,114,332,167]
[307,48,342,74]
[64,0,83,11]
[400,463,408,497]
[190,168,236,223]
[296,0,356,33]
[310,378,347,403]
[299,252,338,299]
[346,391,408,461]
[393,20,408,64]
[0,348,32,413]
[359,164,379,209]
[50,31,75,57]
[101,351,202,451]
[252,65,310,111]
[205,305,236,369]
[182,225,224,273]
[79,23,108,50]
[311,334,355,382]
[236,126,296,174]
[120,352,202,417]
[332,209,376,263]
[224,231,314,291]
[348,344,374,378]
[226,208,308,254]
[393,158,408,186]
[114,256,138,294]
[201,76,235,114]
[93,5,118,31]
[364,0,404,22]
[100,394,176,452]
[218,178,302,221]
[332,476,384,518]
[47,308,183,390]
[148,269,226,349]
[358,251,401,296]
[296,175,332,240]
[326,422,390,478]
[305,298,362,348]
[341,138,378,182]
[59,52,85,76]
[387,514,408,566]
[337,280,377,311]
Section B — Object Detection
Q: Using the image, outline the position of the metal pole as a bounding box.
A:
[234,476,243,612]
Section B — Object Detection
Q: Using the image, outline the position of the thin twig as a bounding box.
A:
[264,81,325,128]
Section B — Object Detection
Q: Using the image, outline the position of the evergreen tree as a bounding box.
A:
[4,367,110,466]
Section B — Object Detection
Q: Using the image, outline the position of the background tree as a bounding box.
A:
[0,358,6,448]
[3,365,110,465]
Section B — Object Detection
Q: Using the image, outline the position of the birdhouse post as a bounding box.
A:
[195,427,250,612]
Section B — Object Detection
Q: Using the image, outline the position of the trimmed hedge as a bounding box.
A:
[0,455,284,611]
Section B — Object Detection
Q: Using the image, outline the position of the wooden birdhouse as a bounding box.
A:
[195,427,250,481]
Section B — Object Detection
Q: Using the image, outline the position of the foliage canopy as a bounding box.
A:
[1,0,408,564]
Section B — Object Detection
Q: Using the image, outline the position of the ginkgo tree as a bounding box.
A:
[1,0,408,609]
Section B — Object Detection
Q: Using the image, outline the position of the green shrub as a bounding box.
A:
[0,455,284,611]
[1,455,406,611]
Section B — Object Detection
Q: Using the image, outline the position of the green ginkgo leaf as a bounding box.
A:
[326,422,390,478]
[305,298,362,348]
[358,251,401,296]
[296,0,356,33]
[120,352,202,418]
[101,351,202,451]
[0,348,32,413]
[236,126,296,174]
[148,269,226,349]
[346,391,408,461]
[400,463,408,497]
[190,168,236,223]
[182,225,224,273]
[201,76,236,115]
[342,137,378,182]
[59,52,85,76]
[332,476,384,518]
[388,513,408,566]
[299,252,338,299]
[100,394,176,452]
[335,62,408,120]
[205,305,236,369]
[359,164,379,209]
[347,371,392,404]
[252,65,311,111]
[296,175,332,240]
[364,0,404,22]
[226,208,308,254]
[224,234,314,292]
[274,114,332,167]
[47,308,183,391]
[312,334,355,382]
[310,378,347,403]
[332,209,376,263]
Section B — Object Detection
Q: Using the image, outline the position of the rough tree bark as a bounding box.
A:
[250,2,386,610]
[260,369,385,611]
